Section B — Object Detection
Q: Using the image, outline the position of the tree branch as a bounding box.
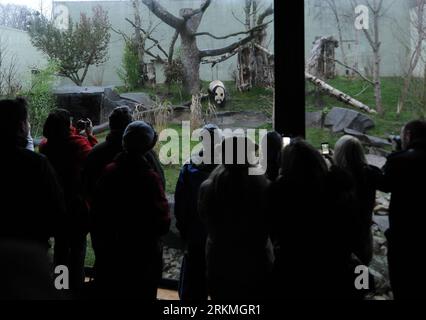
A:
[201,48,240,67]
[254,43,274,57]
[111,26,130,42]
[330,58,374,85]
[193,20,272,39]
[168,30,179,64]
[181,0,212,20]
[125,18,169,58]
[141,0,183,29]
[257,3,274,25]
[200,33,255,58]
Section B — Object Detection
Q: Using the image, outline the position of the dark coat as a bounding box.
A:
[174,156,217,301]
[39,129,98,235]
[268,168,361,299]
[381,140,426,299]
[175,158,217,249]
[0,147,65,249]
[346,164,383,265]
[198,166,273,300]
[84,132,166,202]
[90,152,170,299]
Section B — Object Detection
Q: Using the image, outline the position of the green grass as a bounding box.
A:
[306,76,419,148]
[116,81,273,112]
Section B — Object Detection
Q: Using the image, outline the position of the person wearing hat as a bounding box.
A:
[174,124,223,301]
[90,121,170,300]
[83,107,165,203]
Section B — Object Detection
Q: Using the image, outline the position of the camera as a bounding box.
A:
[388,135,402,151]
[76,119,90,131]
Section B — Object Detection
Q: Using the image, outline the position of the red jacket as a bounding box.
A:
[39,128,98,207]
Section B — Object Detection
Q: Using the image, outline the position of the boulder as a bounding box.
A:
[53,86,158,125]
[120,92,154,108]
[366,154,387,168]
[343,128,391,148]
[324,107,375,133]
[306,111,323,128]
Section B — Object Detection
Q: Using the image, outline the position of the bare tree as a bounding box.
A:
[324,0,350,67]
[0,37,20,96]
[141,0,272,95]
[132,0,145,86]
[0,3,36,31]
[352,0,385,115]
[397,0,426,114]
[232,0,274,91]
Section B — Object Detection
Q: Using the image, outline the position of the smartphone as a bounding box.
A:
[283,137,291,148]
[321,143,330,155]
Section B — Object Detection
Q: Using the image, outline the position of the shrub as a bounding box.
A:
[164,58,185,87]
[26,62,58,138]
[118,40,142,90]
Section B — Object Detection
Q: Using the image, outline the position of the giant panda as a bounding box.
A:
[208,80,227,108]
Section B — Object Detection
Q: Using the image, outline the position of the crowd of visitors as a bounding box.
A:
[1,96,425,300]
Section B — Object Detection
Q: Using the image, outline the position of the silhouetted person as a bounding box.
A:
[0,98,65,250]
[268,138,359,299]
[198,136,273,300]
[0,241,63,300]
[91,121,170,300]
[84,106,165,202]
[381,120,426,299]
[261,131,283,182]
[175,124,222,301]
[333,135,383,265]
[39,109,98,291]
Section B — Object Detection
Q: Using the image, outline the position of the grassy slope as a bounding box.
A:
[306,77,417,149]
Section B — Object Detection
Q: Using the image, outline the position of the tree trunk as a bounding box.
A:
[373,49,383,115]
[306,72,376,113]
[132,0,146,87]
[180,31,201,95]
[397,1,425,114]
[372,0,383,115]
[236,1,273,91]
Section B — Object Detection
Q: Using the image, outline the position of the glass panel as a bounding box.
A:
[1,0,274,284]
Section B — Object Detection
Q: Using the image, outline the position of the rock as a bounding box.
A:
[120,92,154,108]
[324,107,375,133]
[53,86,156,125]
[306,111,323,128]
[366,154,387,168]
[54,86,110,125]
[344,128,392,148]
[366,147,390,158]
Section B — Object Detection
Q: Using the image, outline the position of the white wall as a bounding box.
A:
[0,26,47,90]
[305,0,411,77]
[54,0,275,87]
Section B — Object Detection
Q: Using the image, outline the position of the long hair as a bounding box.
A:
[333,135,367,174]
[280,138,328,186]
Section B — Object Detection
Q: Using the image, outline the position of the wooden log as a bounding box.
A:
[305,72,377,114]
